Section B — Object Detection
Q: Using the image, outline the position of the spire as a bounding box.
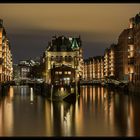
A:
[71,38,79,50]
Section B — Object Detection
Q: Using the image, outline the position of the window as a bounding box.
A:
[51,56,54,61]
[68,71,71,74]
[64,71,68,74]
[60,56,63,61]
[55,71,58,74]
[65,56,67,61]
[59,71,62,74]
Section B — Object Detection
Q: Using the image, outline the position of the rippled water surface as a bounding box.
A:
[0,85,140,136]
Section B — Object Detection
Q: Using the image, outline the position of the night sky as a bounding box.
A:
[0,4,140,63]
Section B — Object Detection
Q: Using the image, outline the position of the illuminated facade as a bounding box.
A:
[83,56,104,81]
[128,28,135,83]
[104,48,109,77]
[18,60,31,80]
[14,58,42,81]
[128,13,140,84]
[134,23,140,86]
[129,13,140,93]
[83,58,92,81]
[116,29,129,81]
[0,19,13,82]
[43,35,83,85]
[104,44,116,78]
[83,59,88,80]
[116,12,140,83]
[83,44,116,81]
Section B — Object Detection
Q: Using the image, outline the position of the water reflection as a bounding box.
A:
[44,100,75,136]
[30,87,34,103]
[0,85,140,136]
[0,86,14,136]
[75,86,140,136]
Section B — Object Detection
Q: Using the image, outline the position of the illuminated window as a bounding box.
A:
[64,71,68,74]
[55,71,59,74]
[59,71,62,74]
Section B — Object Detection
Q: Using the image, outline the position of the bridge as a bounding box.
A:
[0,78,44,87]
[80,78,128,87]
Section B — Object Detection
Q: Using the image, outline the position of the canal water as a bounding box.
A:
[0,85,140,136]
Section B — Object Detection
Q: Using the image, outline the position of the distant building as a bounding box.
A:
[29,57,42,79]
[104,44,117,79]
[42,35,83,85]
[13,64,20,81]
[13,58,42,81]
[83,58,92,81]
[18,60,31,79]
[83,56,104,81]
[83,59,88,80]
[0,19,13,82]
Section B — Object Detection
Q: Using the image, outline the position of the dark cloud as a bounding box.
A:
[0,4,139,63]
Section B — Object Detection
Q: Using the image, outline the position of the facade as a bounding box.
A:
[128,13,140,93]
[95,56,104,79]
[116,12,140,84]
[104,48,109,77]
[104,44,116,79]
[109,12,140,93]
[116,29,129,81]
[51,65,75,86]
[14,58,42,81]
[18,60,31,80]
[83,56,104,81]
[127,28,135,83]
[83,58,92,81]
[42,35,83,85]
[13,64,20,81]
[0,19,13,83]
[83,59,88,80]
[134,23,140,86]
[83,44,116,81]
[29,57,42,79]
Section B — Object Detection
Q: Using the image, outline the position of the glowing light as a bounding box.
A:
[61,87,64,92]
[30,87,34,103]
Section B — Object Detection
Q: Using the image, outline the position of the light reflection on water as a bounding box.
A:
[0,85,140,136]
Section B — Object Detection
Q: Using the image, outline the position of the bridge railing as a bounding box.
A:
[80,78,128,86]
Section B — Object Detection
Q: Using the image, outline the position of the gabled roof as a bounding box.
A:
[47,35,81,52]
